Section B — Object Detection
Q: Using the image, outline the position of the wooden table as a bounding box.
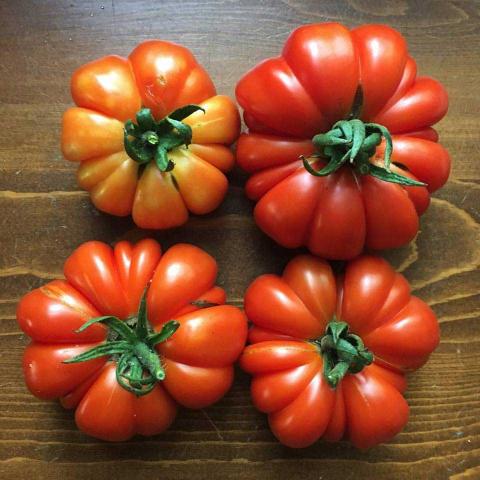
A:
[1,1,479,478]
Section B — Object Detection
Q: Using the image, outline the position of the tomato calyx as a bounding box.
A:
[312,320,373,389]
[64,290,179,396]
[124,104,205,172]
[301,118,426,187]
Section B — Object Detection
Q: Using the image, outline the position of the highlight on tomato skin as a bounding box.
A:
[61,41,241,230]
[235,23,451,260]
[240,254,440,449]
[16,239,248,442]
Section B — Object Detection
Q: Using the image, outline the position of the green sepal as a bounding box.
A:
[115,352,156,396]
[123,104,204,171]
[312,132,347,148]
[157,130,186,151]
[347,333,366,351]
[121,357,155,386]
[302,150,348,177]
[322,146,334,158]
[169,104,205,121]
[304,116,427,188]
[333,338,359,363]
[349,349,374,374]
[325,320,349,343]
[135,289,150,341]
[362,132,382,151]
[75,315,137,343]
[318,320,374,389]
[120,355,143,388]
[322,350,334,377]
[366,122,393,171]
[63,340,132,364]
[64,284,180,397]
[165,117,193,147]
[358,350,374,363]
[335,120,353,143]
[368,163,427,186]
[155,146,175,172]
[124,132,152,164]
[349,119,366,162]
[136,108,156,131]
[125,119,141,136]
[149,320,180,346]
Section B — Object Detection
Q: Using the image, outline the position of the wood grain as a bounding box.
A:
[0,0,479,478]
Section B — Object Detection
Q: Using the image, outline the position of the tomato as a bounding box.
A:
[62,41,240,229]
[240,254,440,448]
[17,239,247,441]
[236,23,450,259]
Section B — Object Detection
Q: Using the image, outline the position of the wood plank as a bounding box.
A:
[0,0,479,479]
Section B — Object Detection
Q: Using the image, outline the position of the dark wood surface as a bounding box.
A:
[1,1,479,478]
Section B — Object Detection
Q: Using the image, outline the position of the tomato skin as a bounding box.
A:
[236,24,450,259]
[17,240,247,441]
[341,365,409,449]
[71,55,142,122]
[159,305,248,367]
[62,41,240,229]
[240,254,440,448]
[16,280,105,343]
[23,343,106,400]
[74,364,178,441]
[282,23,359,126]
[128,40,215,119]
[147,243,218,326]
[377,136,451,194]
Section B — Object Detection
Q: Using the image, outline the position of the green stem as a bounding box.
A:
[325,361,350,387]
[123,105,205,172]
[302,118,426,187]
[315,319,374,389]
[133,342,165,381]
[64,289,179,396]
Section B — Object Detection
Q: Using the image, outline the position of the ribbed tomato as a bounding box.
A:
[240,254,440,448]
[62,41,240,229]
[17,239,247,441]
[236,23,450,259]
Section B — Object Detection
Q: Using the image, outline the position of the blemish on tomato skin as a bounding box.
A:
[40,284,93,320]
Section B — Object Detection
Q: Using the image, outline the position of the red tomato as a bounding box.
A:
[236,24,450,259]
[17,239,247,441]
[62,41,240,229]
[240,254,440,448]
